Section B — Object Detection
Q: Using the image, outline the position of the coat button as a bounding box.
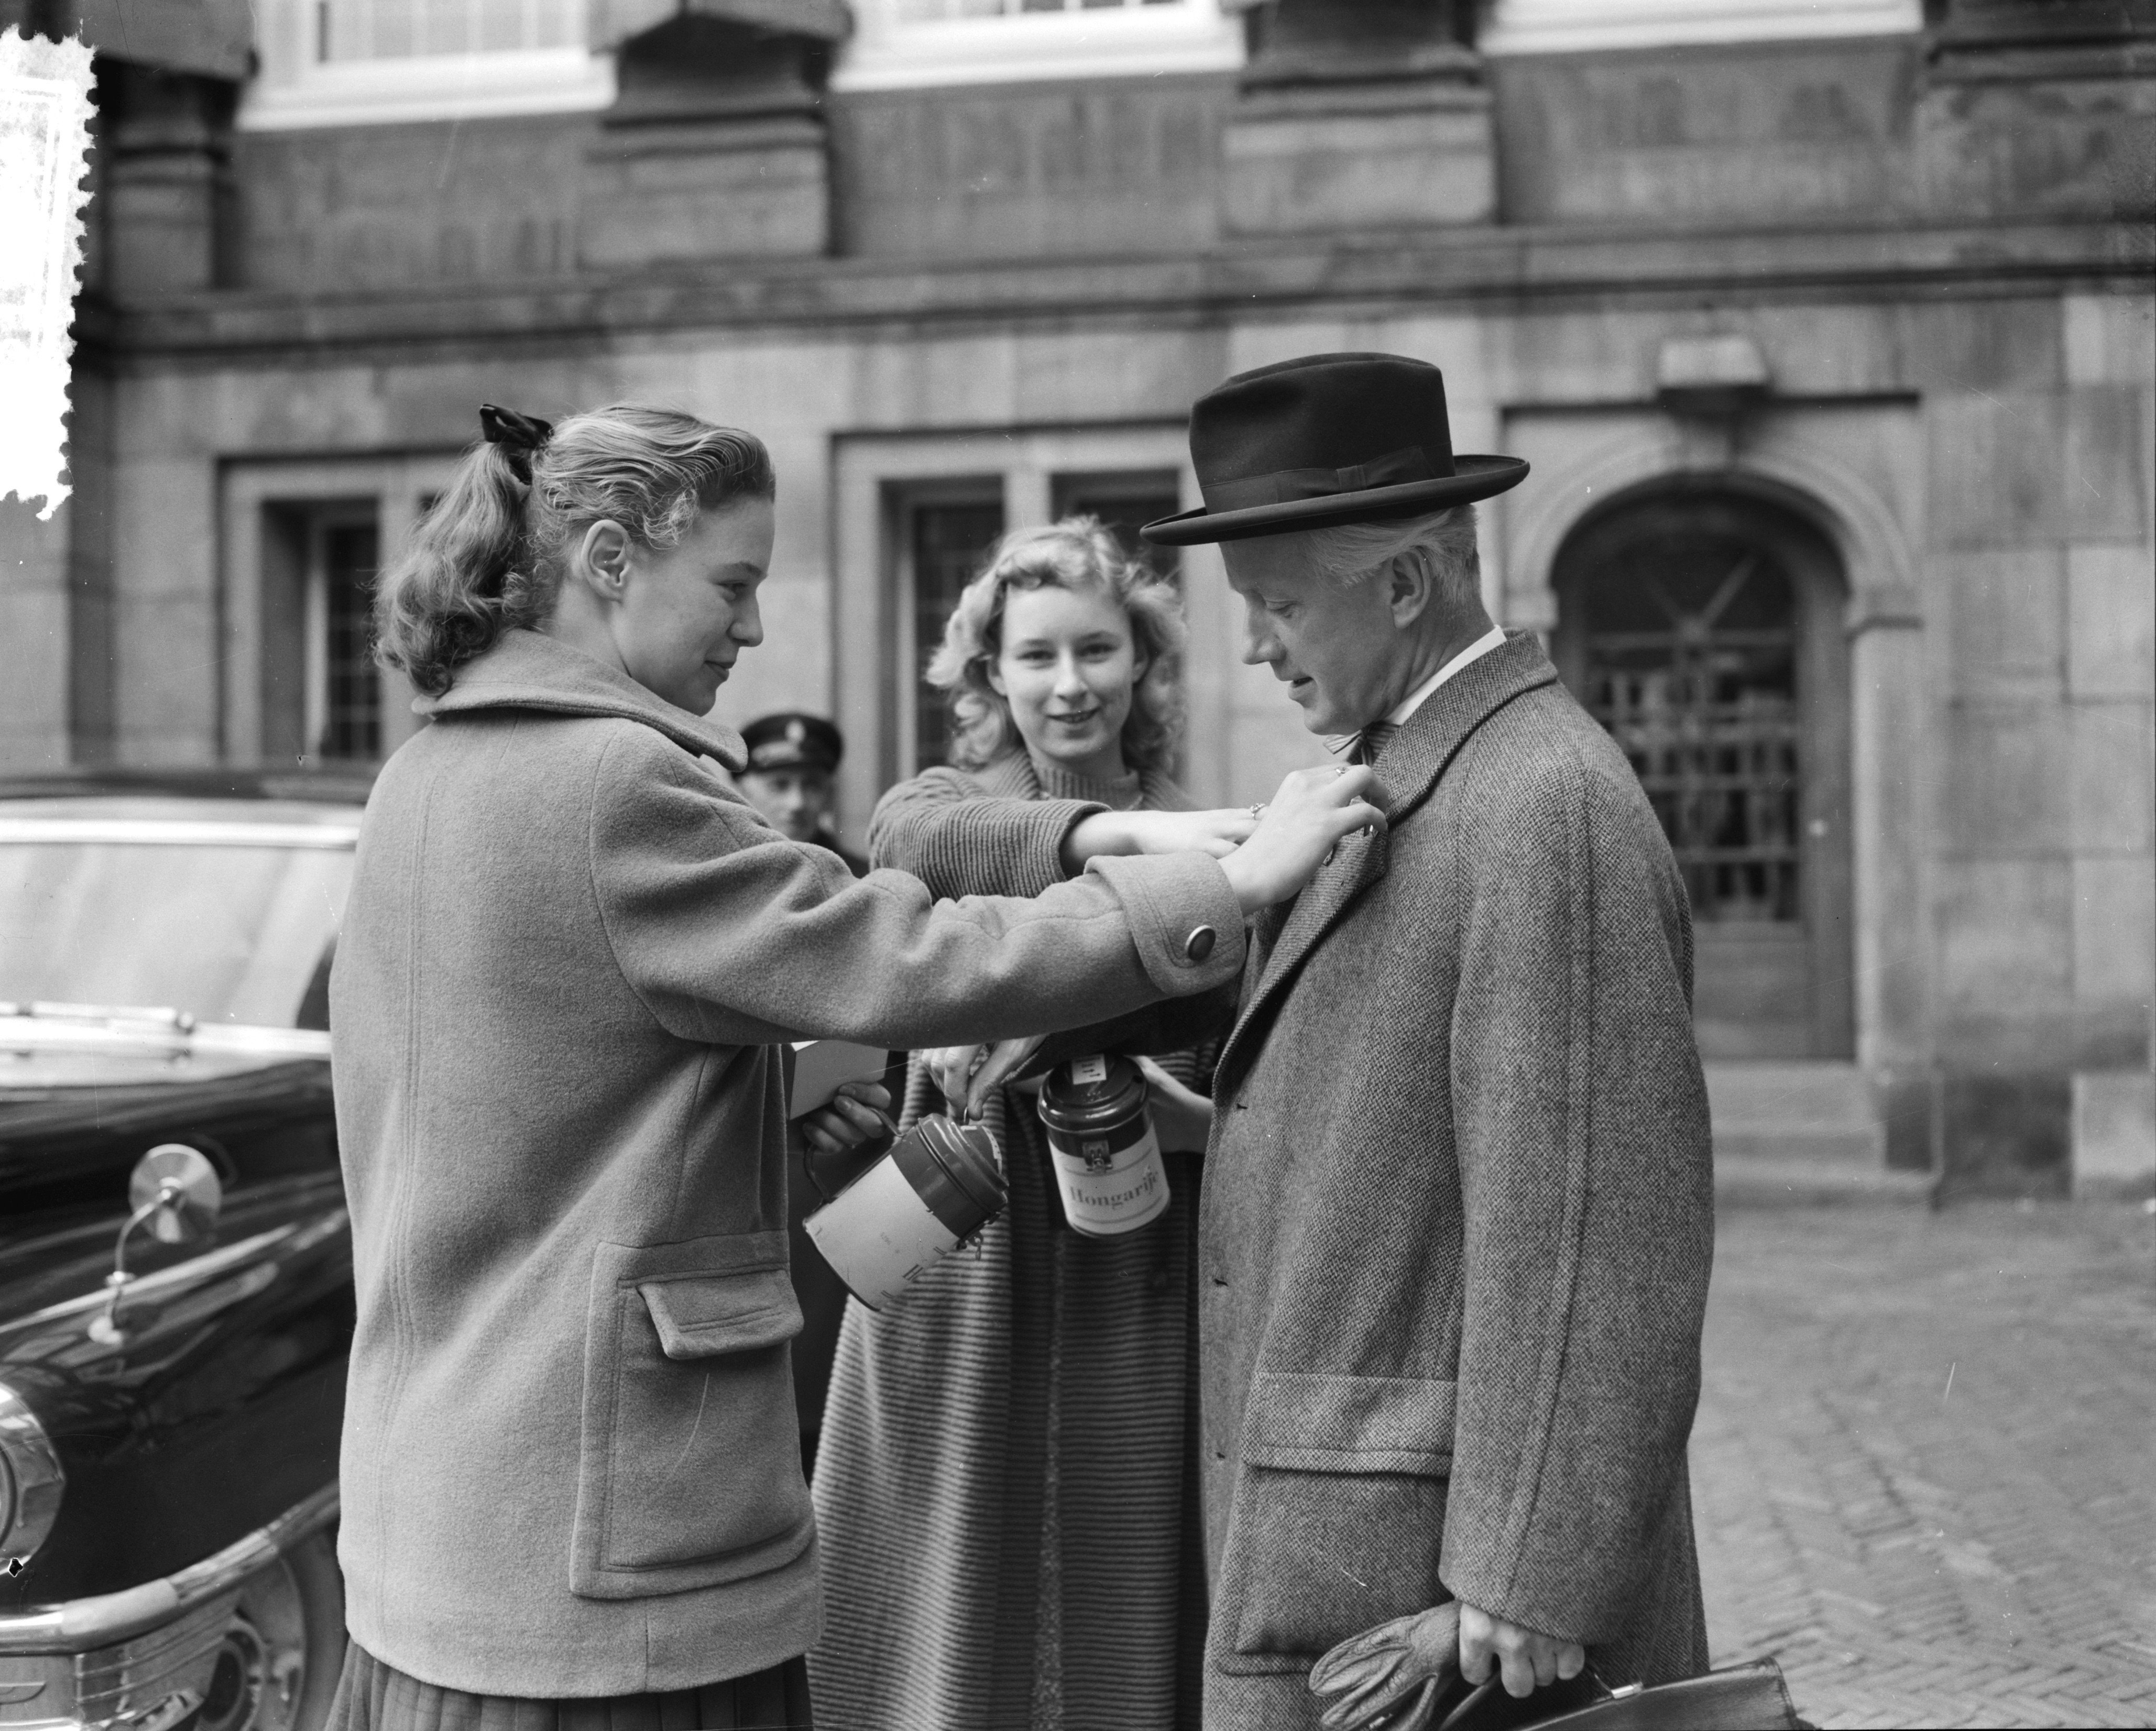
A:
[1184,925,1217,963]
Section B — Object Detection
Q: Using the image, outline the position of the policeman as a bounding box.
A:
[737,712,869,878]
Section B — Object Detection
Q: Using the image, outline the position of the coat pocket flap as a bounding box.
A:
[638,1267,803,1360]
[1241,1372,1455,1475]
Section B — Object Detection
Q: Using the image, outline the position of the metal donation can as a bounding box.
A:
[1037,1053,1170,1236]
[804,1113,1006,1311]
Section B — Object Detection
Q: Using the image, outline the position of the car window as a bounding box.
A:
[0,841,354,1028]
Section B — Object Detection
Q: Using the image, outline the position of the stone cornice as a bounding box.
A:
[78,217,2155,368]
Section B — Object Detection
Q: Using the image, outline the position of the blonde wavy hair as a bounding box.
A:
[927,518,1187,773]
[374,404,775,696]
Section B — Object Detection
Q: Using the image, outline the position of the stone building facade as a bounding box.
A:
[3,0,2151,1192]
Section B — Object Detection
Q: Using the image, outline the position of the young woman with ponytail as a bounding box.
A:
[326,402,1382,1729]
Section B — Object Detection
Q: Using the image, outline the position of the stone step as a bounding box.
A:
[1706,1060,1875,1133]
[1704,1061,1924,1204]
[1714,1125,1883,1165]
[1714,1155,1934,1207]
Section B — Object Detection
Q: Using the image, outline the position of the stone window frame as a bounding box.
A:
[1478,0,1921,56]
[830,0,1242,93]
[239,0,615,130]
[220,454,457,767]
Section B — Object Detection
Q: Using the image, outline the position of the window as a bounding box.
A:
[833,0,1241,90]
[222,456,457,768]
[899,487,1008,775]
[1052,470,1182,581]
[1478,0,1921,55]
[310,510,384,762]
[240,0,614,130]
[259,502,385,766]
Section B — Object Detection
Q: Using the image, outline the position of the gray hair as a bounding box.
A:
[1294,503,1480,601]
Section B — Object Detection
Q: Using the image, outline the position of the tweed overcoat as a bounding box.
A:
[327,630,1246,1699]
[1082,633,1715,1729]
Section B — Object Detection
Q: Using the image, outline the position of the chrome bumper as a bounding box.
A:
[0,1485,337,1729]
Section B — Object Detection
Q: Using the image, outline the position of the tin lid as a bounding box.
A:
[892,1113,1007,1235]
[1037,1053,1148,1136]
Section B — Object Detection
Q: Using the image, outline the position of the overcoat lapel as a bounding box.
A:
[1218,634,1562,1085]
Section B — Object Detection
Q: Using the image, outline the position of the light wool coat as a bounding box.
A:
[327,630,1245,1699]
[1079,634,1715,1729]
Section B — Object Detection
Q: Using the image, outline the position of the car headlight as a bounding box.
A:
[0,1381,64,1575]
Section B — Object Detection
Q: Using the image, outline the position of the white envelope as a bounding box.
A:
[789,1039,893,1119]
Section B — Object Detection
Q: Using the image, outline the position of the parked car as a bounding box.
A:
[0,773,368,1731]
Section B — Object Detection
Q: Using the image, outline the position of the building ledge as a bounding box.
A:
[82,217,2155,363]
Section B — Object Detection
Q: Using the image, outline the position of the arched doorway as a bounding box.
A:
[1553,488,1854,1060]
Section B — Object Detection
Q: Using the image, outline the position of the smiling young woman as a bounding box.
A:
[811,519,1258,1731]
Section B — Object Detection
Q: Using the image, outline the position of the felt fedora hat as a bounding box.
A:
[1141,353,1528,547]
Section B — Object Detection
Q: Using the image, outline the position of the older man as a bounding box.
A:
[1112,354,1715,1728]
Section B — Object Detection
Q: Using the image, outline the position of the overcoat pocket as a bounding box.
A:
[1213,1373,1457,1673]
[570,1234,813,1601]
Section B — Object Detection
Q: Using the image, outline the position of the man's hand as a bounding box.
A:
[1457,1603,1585,1700]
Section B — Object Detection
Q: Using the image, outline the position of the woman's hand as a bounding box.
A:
[1135,1057,1213,1153]
[1060,807,1260,872]
[1218,764,1386,913]
[928,1034,1046,1118]
[922,1045,986,1114]
[794,1079,894,1198]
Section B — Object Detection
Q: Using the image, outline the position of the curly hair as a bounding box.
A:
[373,404,775,696]
[926,518,1187,774]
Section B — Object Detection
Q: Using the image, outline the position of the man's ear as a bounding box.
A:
[571,520,634,601]
[1386,550,1435,627]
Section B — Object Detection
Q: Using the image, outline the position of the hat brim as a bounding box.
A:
[1140,455,1529,547]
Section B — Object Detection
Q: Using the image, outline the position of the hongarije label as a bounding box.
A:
[1037,1054,1170,1237]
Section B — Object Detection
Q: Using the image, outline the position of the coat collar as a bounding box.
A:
[1362,630,1560,832]
[1218,631,1560,1082]
[415,629,749,772]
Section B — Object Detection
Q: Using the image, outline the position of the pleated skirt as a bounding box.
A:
[325,1644,813,1731]
[809,1051,1211,1731]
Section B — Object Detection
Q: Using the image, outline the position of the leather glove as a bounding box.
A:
[1308,1602,1464,1731]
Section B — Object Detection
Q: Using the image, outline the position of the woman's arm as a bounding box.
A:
[595,736,1380,1056]
[868,767,1261,898]
[867,766,1098,899]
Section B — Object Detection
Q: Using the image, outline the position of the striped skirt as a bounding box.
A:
[808,1055,1209,1731]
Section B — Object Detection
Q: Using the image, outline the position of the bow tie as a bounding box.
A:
[1351,721,1398,767]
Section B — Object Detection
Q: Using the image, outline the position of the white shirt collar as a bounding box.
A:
[1383,626,1509,727]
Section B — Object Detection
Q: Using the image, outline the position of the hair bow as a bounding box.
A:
[479,402,555,483]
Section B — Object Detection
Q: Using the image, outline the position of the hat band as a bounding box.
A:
[1202,445,1439,513]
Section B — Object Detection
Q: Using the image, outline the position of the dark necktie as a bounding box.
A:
[1352,721,1398,767]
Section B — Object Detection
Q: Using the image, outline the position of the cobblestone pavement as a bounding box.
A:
[1694,1201,2156,1729]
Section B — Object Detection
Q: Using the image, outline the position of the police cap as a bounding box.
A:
[741,713,844,776]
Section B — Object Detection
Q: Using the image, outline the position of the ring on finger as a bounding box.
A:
[1248,803,1265,820]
